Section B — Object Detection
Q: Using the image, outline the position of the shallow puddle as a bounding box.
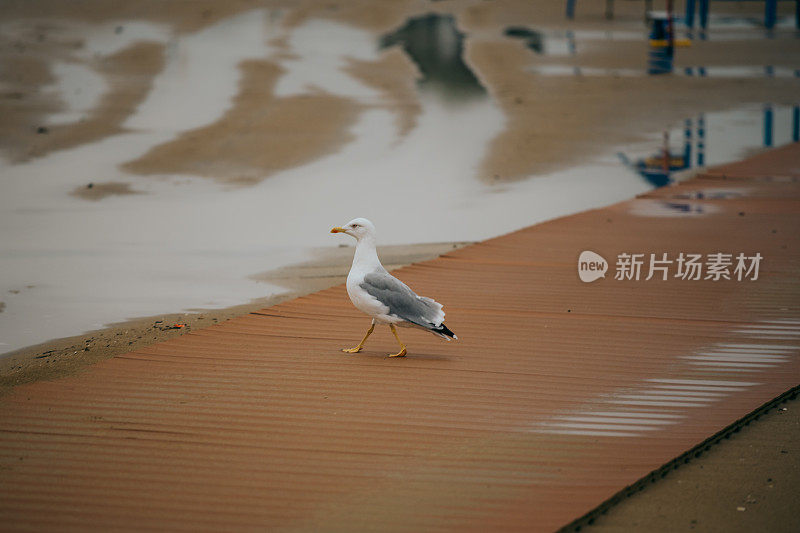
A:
[628,199,718,217]
[506,18,799,60]
[0,10,794,354]
[622,103,799,192]
[381,13,486,100]
[504,27,546,54]
[529,64,800,78]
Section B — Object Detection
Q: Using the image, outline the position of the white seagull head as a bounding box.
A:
[330,217,375,241]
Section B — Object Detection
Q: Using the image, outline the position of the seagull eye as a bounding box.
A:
[351,224,359,228]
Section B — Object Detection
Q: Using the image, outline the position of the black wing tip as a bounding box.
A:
[435,323,457,340]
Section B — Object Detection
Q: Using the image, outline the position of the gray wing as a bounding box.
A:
[360,271,444,328]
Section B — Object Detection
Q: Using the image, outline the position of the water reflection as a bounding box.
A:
[533,319,800,438]
[504,26,545,53]
[629,199,718,217]
[662,201,705,214]
[620,104,800,187]
[0,11,511,353]
[530,65,800,79]
[380,13,486,99]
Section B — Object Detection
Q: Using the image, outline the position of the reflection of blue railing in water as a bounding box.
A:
[566,0,653,20]
[697,113,705,167]
[567,30,577,55]
[794,106,800,141]
[567,0,799,35]
[763,103,800,144]
[647,46,673,75]
[686,0,800,30]
[765,105,774,147]
[621,104,800,188]
[683,66,800,77]
[647,14,675,74]
[762,104,800,145]
[684,118,692,166]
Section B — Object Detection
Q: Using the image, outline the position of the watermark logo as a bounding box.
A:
[614,252,762,281]
[578,251,763,282]
[578,251,608,283]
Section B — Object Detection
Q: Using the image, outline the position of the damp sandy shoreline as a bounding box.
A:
[0,241,470,392]
[2,0,799,356]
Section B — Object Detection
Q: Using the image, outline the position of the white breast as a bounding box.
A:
[346,268,390,319]
[344,234,402,324]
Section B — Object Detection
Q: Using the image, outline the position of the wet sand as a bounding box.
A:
[1,0,797,355]
[69,180,144,200]
[0,241,468,394]
[2,0,798,181]
[122,60,361,185]
[584,392,800,533]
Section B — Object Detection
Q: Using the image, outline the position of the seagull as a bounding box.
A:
[330,217,457,357]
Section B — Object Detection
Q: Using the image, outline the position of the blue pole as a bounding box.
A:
[686,0,696,28]
[699,0,709,29]
[765,0,777,29]
[764,105,774,147]
[566,0,576,19]
[796,0,800,29]
[684,118,692,168]
[793,105,799,142]
[567,30,577,55]
[697,114,705,167]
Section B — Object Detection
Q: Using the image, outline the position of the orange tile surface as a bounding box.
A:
[1,144,799,531]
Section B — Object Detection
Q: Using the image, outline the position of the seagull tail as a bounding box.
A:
[431,323,457,341]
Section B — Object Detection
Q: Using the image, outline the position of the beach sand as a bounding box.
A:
[584,392,800,533]
[2,0,798,182]
[0,241,469,393]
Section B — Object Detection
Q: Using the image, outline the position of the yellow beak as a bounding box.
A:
[330,227,346,233]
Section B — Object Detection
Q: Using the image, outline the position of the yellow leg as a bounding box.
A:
[388,324,407,357]
[342,322,374,353]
